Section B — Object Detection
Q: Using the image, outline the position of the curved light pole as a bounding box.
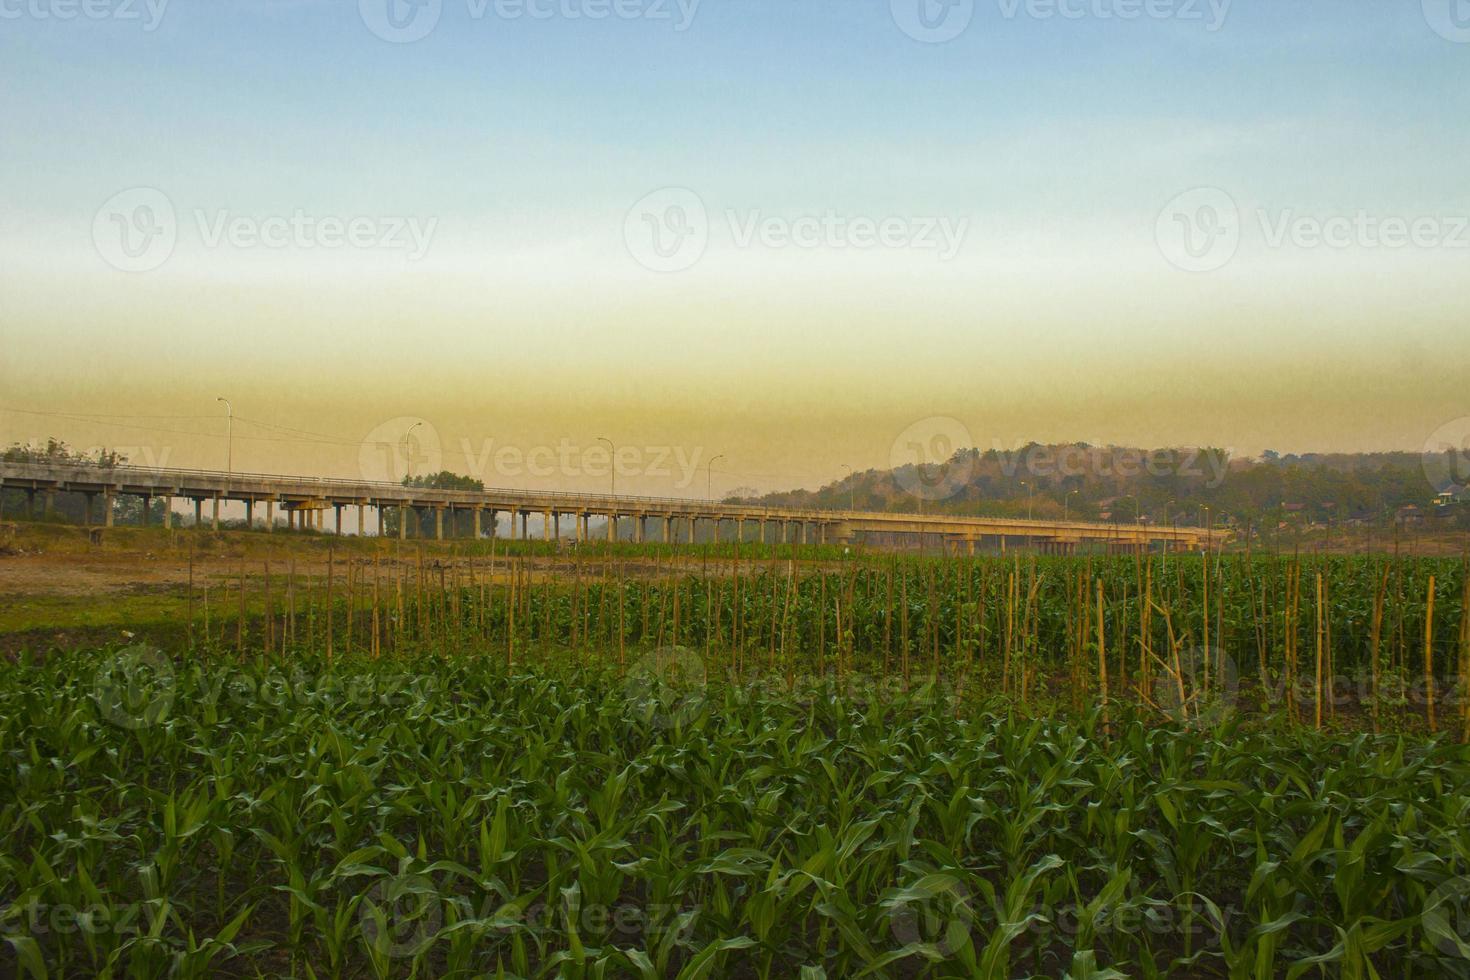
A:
[1019,480,1034,520]
[403,421,423,483]
[1064,489,1079,521]
[216,397,232,475]
[707,453,725,502]
[596,437,615,497]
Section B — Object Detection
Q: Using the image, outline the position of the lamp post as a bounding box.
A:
[707,454,725,502]
[1020,481,1034,520]
[216,397,232,475]
[597,437,616,497]
[1064,489,1079,521]
[841,464,854,511]
[403,421,423,483]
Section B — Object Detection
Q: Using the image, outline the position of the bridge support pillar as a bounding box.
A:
[687,516,696,543]
[104,490,115,528]
[435,508,444,540]
[193,498,202,527]
[544,510,552,541]
[213,497,221,531]
[634,515,644,543]
[161,495,171,531]
[553,513,561,540]
[397,505,407,540]
[357,504,365,536]
[472,507,481,539]
[711,518,720,544]
[662,516,672,543]
[607,513,617,542]
[266,500,274,533]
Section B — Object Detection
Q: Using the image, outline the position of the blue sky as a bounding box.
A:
[1,1,1468,491]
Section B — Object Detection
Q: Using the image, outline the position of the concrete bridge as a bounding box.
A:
[0,460,1223,553]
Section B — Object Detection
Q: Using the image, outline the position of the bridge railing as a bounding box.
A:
[0,459,842,519]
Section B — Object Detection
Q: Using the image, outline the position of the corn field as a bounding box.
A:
[194,549,1470,735]
[7,550,1470,977]
[5,646,1470,978]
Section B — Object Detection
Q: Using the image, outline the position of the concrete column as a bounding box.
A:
[607,513,617,542]
[266,500,275,532]
[553,513,561,539]
[509,510,518,541]
[472,507,482,539]
[711,518,720,544]
[398,505,407,540]
[358,504,365,536]
[543,510,552,540]
[377,506,385,536]
[139,495,150,527]
[688,516,696,543]
[435,508,444,540]
[487,509,497,539]
[193,498,203,527]
[799,523,808,546]
[634,515,645,543]
[575,512,585,542]
[521,512,529,539]
[104,490,115,528]
[334,504,343,535]
[245,500,255,527]
[160,495,171,530]
[663,516,672,543]
[212,497,220,531]
[967,538,976,556]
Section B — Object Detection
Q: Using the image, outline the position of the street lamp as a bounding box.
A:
[707,453,725,502]
[596,437,616,496]
[216,397,232,475]
[1064,489,1079,521]
[403,421,423,483]
[841,464,854,511]
[1020,481,1034,520]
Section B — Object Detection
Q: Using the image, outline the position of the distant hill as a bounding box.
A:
[728,445,1462,529]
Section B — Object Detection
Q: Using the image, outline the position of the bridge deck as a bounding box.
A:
[0,460,1220,548]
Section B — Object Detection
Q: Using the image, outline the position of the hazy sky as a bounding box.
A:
[2,0,1467,496]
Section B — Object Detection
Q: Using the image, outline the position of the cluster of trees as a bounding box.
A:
[1,440,162,525]
[384,470,487,537]
[736,444,1461,529]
